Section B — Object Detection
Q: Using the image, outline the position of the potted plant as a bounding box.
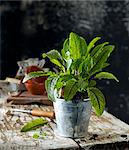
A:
[23,32,118,138]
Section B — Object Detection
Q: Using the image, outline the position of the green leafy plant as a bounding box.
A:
[23,32,118,116]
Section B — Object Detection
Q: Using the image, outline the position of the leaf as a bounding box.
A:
[66,58,72,72]
[86,37,101,57]
[22,71,52,83]
[42,50,65,72]
[90,42,109,58]
[72,58,83,71]
[64,78,78,100]
[61,39,73,72]
[87,87,105,116]
[88,80,96,87]
[55,74,73,90]
[77,78,88,92]
[33,133,39,139]
[95,72,119,82]
[50,59,65,72]
[21,118,48,132]
[43,49,63,62]
[61,38,69,59]
[64,78,87,100]
[89,45,115,76]
[80,37,87,56]
[69,32,81,60]
[64,51,72,72]
[45,76,59,101]
[102,63,110,69]
[79,55,93,75]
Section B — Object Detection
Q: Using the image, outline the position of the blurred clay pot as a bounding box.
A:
[25,77,47,95]
[24,65,47,95]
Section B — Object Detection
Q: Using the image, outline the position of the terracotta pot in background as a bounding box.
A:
[25,77,47,95]
[24,65,47,95]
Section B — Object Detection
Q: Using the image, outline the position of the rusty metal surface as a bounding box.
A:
[0,105,129,150]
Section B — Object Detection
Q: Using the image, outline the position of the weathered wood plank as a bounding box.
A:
[0,105,129,149]
[0,105,79,150]
[75,111,129,149]
[7,91,53,105]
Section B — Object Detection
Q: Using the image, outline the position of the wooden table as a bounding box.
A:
[0,104,129,150]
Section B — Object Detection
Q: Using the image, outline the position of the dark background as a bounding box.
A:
[0,1,129,124]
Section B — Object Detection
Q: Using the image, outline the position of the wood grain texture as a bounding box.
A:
[0,104,129,150]
[7,92,53,106]
[0,105,78,150]
[75,111,129,149]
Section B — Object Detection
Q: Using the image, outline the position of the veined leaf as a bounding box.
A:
[50,59,65,72]
[95,72,119,82]
[64,78,87,100]
[61,39,72,72]
[72,58,83,71]
[79,55,93,74]
[22,71,52,83]
[88,80,97,87]
[21,118,48,132]
[55,74,73,90]
[61,38,69,59]
[80,37,87,56]
[42,50,65,72]
[91,42,109,58]
[64,51,72,72]
[45,76,59,101]
[69,32,81,60]
[89,45,115,76]
[64,78,78,100]
[77,78,88,91]
[66,58,72,72]
[102,63,110,69]
[86,37,101,57]
[87,87,105,116]
[43,49,63,62]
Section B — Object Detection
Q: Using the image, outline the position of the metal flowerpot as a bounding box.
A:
[54,98,92,138]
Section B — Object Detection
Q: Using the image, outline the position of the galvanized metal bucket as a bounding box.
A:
[54,98,92,138]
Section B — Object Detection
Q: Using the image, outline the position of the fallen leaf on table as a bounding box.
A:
[21,118,48,132]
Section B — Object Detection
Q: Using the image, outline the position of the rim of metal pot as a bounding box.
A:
[55,97,90,102]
